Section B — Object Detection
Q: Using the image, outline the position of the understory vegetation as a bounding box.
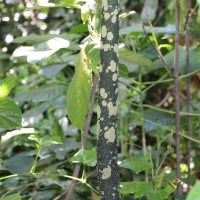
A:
[0,0,200,199]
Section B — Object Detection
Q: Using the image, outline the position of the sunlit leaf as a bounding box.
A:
[119,155,153,173]
[71,148,97,166]
[28,135,62,146]
[0,76,17,98]
[13,38,70,64]
[67,48,92,130]
[81,3,89,23]
[0,98,22,129]
[1,128,36,142]
[186,181,200,200]
[0,193,21,200]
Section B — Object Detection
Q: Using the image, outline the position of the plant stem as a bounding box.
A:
[138,65,148,182]
[185,0,191,192]
[174,0,182,195]
[97,0,121,198]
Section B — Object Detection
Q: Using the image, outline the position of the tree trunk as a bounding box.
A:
[97,0,121,199]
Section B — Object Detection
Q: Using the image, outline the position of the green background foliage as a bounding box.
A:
[0,0,200,199]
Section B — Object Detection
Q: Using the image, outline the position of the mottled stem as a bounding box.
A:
[97,0,121,199]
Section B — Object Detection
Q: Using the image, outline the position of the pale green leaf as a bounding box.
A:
[1,128,36,142]
[12,38,70,64]
[14,84,66,102]
[28,135,62,146]
[0,98,22,129]
[71,148,97,166]
[119,155,153,173]
[186,181,200,200]
[0,193,21,200]
[120,24,175,35]
[141,0,158,23]
[0,76,17,97]
[67,48,92,130]
[119,48,152,67]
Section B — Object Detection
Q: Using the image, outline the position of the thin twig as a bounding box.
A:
[174,0,182,195]
[185,0,192,193]
[138,66,148,182]
[141,22,172,76]
[65,74,97,200]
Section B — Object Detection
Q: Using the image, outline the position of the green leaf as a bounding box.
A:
[14,84,66,102]
[50,138,79,160]
[70,24,88,34]
[154,170,166,190]
[39,64,67,78]
[148,185,175,200]
[120,181,153,197]
[67,48,92,130]
[13,37,70,64]
[186,181,200,200]
[119,48,152,67]
[71,148,97,166]
[81,3,90,23]
[144,109,174,132]
[0,76,16,97]
[5,152,34,174]
[85,42,100,74]
[120,182,175,200]
[119,155,153,173]
[12,33,79,44]
[0,193,21,200]
[0,98,22,129]
[28,135,62,146]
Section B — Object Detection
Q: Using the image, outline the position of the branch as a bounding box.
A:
[174,0,182,195]
[185,0,192,193]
